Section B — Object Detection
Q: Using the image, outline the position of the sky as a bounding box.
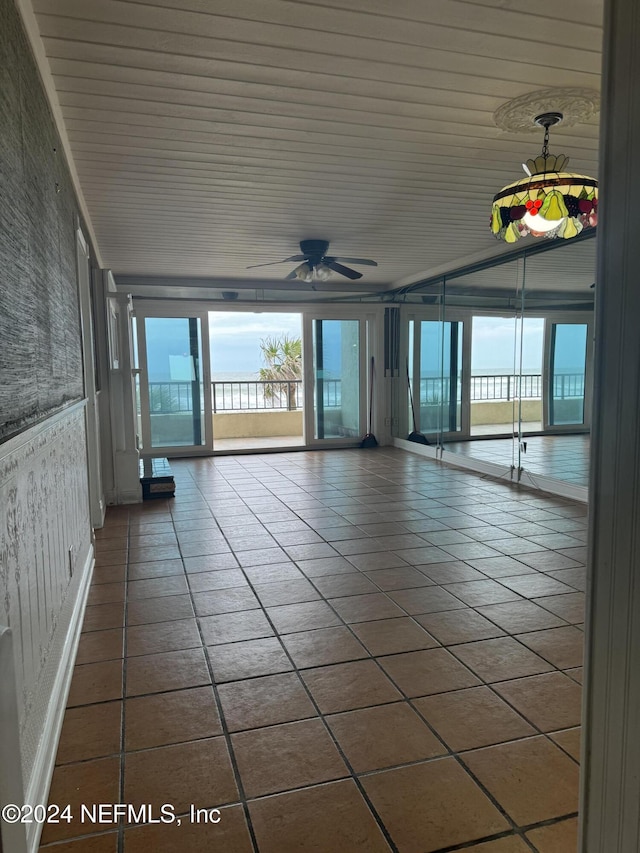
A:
[209,312,302,375]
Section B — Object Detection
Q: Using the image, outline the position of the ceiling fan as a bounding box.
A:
[246,240,377,282]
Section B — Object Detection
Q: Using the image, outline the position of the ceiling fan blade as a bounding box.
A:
[246,255,305,269]
[331,256,378,267]
[325,261,363,280]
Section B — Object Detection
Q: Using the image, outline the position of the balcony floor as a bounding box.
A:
[213,434,305,452]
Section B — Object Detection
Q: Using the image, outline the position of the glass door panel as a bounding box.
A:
[143,316,206,449]
[312,319,361,440]
[419,320,463,436]
[548,323,588,426]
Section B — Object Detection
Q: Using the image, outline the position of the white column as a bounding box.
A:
[581,0,640,850]
[109,293,142,504]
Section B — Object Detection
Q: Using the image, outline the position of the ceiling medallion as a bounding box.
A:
[490,112,598,243]
[493,87,600,133]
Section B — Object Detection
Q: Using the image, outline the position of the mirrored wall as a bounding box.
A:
[393,235,595,498]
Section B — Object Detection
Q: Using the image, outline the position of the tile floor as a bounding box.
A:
[40,448,586,852]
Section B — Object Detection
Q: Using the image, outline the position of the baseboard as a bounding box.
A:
[24,545,95,853]
[117,486,142,504]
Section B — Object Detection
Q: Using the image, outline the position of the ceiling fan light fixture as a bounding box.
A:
[314,262,332,282]
[491,112,598,243]
[295,262,313,283]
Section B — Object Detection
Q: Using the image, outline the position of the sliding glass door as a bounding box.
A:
[137,313,213,454]
[544,320,591,429]
[304,316,366,445]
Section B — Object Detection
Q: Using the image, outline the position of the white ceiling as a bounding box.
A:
[31,0,603,289]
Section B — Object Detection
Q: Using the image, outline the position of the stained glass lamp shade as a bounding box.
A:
[491,113,598,243]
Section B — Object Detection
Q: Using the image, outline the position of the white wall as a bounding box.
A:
[0,403,94,853]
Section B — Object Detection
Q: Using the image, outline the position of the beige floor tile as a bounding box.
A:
[266,600,341,633]
[458,839,530,852]
[362,757,509,852]
[67,660,123,707]
[346,552,409,571]
[310,573,380,598]
[39,833,118,852]
[41,757,120,843]
[526,817,579,852]
[414,610,505,645]
[232,718,348,797]
[192,587,261,616]
[127,575,189,599]
[462,737,579,825]
[296,556,357,576]
[208,636,292,681]
[199,610,274,645]
[281,626,368,668]
[253,578,321,606]
[125,648,210,697]
[414,686,535,751]
[127,558,184,580]
[327,702,446,772]
[476,600,566,633]
[493,672,582,733]
[565,666,583,684]
[126,594,194,626]
[387,586,466,615]
[92,565,127,585]
[443,580,522,607]
[218,672,316,731]
[549,727,581,762]
[75,628,124,664]
[87,583,126,605]
[124,737,238,812]
[123,804,253,853]
[82,602,125,632]
[249,779,391,853]
[451,637,554,683]
[126,618,201,656]
[329,593,406,623]
[187,569,248,592]
[532,592,585,624]
[378,648,480,698]
[56,702,122,764]
[351,618,439,655]
[125,686,221,750]
[515,625,584,669]
[301,659,401,713]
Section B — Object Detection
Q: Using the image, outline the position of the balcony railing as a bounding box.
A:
[147,373,585,415]
[212,380,304,413]
[420,373,585,403]
[147,379,341,414]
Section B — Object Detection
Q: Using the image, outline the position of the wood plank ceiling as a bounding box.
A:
[31,0,603,288]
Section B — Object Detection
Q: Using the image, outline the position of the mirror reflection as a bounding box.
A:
[399,236,595,494]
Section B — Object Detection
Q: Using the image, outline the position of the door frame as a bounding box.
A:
[134,306,214,457]
[542,312,594,432]
[302,312,369,448]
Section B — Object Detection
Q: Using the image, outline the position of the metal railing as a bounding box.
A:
[212,380,303,413]
[147,379,345,414]
[148,381,196,413]
[147,373,586,415]
[420,373,585,403]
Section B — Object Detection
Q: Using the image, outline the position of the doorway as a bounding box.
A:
[208,311,304,452]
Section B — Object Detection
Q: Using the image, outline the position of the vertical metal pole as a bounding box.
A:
[188,317,202,445]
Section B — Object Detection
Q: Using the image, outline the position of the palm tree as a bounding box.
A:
[258,335,302,410]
